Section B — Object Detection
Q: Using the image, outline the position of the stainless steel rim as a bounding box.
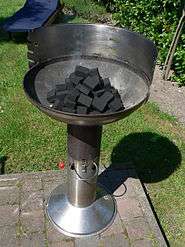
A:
[24,23,157,126]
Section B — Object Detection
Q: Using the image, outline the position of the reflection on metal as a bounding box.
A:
[46,183,116,237]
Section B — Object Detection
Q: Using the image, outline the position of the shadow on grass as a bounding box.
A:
[98,132,182,246]
[98,132,180,245]
[111,132,181,183]
[98,132,181,193]
[0,155,7,175]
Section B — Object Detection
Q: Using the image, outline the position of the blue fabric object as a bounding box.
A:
[2,0,59,32]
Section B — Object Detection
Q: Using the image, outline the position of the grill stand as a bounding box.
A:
[46,125,116,237]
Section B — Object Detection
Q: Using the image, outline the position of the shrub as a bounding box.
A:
[97,0,185,86]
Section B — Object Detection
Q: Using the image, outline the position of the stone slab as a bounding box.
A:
[0,168,167,247]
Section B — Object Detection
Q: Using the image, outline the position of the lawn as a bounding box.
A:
[0,0,185,245]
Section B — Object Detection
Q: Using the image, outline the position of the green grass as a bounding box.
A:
[63,0,107,21]
[0,0,185,245]
[64,0,105,13]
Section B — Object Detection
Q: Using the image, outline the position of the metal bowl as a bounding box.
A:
[23,24,157,126]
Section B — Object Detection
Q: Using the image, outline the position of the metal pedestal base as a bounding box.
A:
[46,184,117,237]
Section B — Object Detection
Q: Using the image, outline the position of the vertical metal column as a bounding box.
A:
[67,125,102,207]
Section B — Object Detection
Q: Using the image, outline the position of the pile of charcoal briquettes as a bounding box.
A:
[47,66,124,114]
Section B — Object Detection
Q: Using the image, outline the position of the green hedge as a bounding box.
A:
[98,0,185,85]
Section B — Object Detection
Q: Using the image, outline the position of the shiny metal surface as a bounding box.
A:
[46,183,116,237]
[67,125,102,208]
[46,125,116,237]
[67,158,99,207]
[23,23,157,126]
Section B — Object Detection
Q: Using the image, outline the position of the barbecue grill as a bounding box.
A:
[23,24,157,237]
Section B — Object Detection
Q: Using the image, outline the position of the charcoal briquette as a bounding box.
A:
[55,84,66,92]
[92,97,107,112]
[109,87,119,97]
[83,75,100,90]
[75,65,89,78]
[89,68,100,78]
[109,97,124,111]
[65,78,70,83]
[76,106,88,114]
[63,97,76,108]
[90,110,100,115]
[53,99,64,110]
[47,89,56,103]
[62,107,75,113]
[101,91,114,103]
[56,90,69,99]
[67,89,80,101]
[103,78,111,88]
[78,94,92,107]
[93,89,105,97]
[75,84,90,95]
[105,108,113,113]
[48,67,124,115]
[65,79,74,90]
[66,83,74,90]
[92,92,114,112]
[69,72,84,85]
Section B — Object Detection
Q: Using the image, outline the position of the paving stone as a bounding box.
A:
[20,209,45,234]
[127,176,148,199]
[23,172,40,179]
[101,213,126,237]
[46,219,73,242]
[0,238,20,247]
[114,178,136,198]
[48,240,75,247]
[20,191,44,212]
[20,232,46,247]
[0,176,21,187]
[22,177,42,192]
[100,233,130,247]
[41,170,66,183]
[125,218,152,241]
[0,186,19,205]
[0,205,19,227]
[0,169,167,247]
[113,184,127,198]
[123,177,138,198]
[98,168,134,197]
[43,179,62,191]
[136,187,167,246]
[0,225,18,247]
[117,197,143,221]
[75,236,99,247]
[43,180,63,200]
[131,239,153,247]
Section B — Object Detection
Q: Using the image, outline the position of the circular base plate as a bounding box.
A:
[46,184,117,237]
